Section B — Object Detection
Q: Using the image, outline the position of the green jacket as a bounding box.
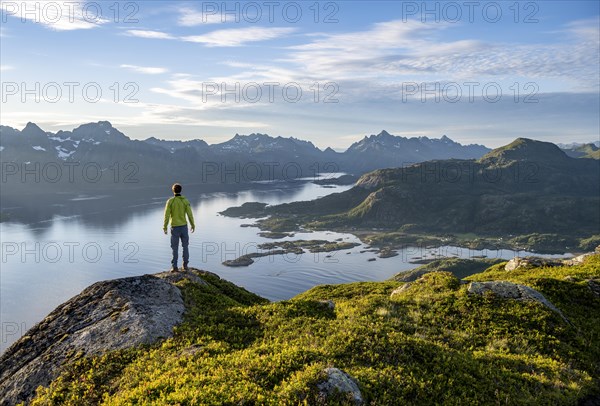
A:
[163,195,195,230]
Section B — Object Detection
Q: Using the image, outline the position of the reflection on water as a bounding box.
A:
[0,179,568,353]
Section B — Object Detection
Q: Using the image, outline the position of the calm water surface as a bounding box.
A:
[0,179,568,352]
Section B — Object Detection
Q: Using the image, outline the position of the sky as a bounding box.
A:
[0,0,599,149]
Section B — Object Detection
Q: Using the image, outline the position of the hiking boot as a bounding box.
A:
[170,266,178,272]
[182,263,189,271]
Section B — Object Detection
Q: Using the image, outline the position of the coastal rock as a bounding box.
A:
[467,281,568,322]
[378,248,399,258]
[0,270,196,405]
[317,367,363,405]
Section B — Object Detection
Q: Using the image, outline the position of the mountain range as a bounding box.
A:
[560,143,600,159]
[1,121,597,199]
[0,122,491,192]
[222,138,600,248]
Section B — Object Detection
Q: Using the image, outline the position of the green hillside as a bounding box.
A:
[221,138,600,253]
[28,255,600,405]
[561,143,600,159]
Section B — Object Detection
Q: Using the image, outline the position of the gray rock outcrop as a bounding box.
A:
[587,279,600,298]
[390,283,412,297]
[0,270,197,405]
[467,281,568,323]
[505,253,593,271]
[317,367,363,405]
[318,300,336,311]
[504,257,564,271]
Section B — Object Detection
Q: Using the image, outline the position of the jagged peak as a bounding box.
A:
[23,122,44,133]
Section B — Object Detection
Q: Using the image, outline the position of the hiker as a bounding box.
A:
[163,183,195,272]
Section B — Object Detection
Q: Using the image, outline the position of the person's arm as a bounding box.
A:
[163,199,172,232]
[186,201,195,231]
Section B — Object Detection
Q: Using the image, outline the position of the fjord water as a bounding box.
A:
[0,179,565,353]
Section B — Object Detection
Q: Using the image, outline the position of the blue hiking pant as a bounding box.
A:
[170,225,189,267]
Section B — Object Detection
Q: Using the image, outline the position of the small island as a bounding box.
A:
[222,239,361,267]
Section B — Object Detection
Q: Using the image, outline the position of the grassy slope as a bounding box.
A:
[392,258,505,281]
[221,140,600,253]
[30,257,600,405]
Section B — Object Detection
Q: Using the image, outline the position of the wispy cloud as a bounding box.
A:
[177,6,223,26]
[117,101,271,128]
[124,26,294,47]
[563,17,600,42]
[120,64,168,74]
[125,30,176,40]
[282,18,599,92]
[181,27,296,47]
[0,0,108,31]
[0,65,14,71]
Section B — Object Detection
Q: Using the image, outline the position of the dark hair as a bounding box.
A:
[172,183,182,194]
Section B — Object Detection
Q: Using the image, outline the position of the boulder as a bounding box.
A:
[0,270,199,405]
[317,367,363,405]
[587,279,600,298]
[562,253,593,266]
[390,283,412,297]
[318,300,336,311]
[467,281,568,323]
[504,257,563,271]
[505,253,593,271]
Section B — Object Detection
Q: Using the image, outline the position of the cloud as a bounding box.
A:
[563,17,600,42]
[181,27,296,47]
[120,64,168,74]
[125,30,176,40]
[0,65,14,71]
[124,26,294,47]
[116,101,271,128]
[177,6,223,26]
[282,18,599,93]
[0,0,108,31]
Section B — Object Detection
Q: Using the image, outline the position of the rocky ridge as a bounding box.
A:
[0,269,210,405]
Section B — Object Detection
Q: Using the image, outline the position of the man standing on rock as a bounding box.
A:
[163,183,195,272]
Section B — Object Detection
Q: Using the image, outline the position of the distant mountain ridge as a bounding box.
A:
[0,122,494,193]
[559,143,600,160]
[225,137,600,239]
[343,130,490,172]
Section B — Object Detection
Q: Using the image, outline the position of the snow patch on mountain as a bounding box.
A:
[56,146,75,159]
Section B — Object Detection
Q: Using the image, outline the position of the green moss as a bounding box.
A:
[30,258,600,405]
